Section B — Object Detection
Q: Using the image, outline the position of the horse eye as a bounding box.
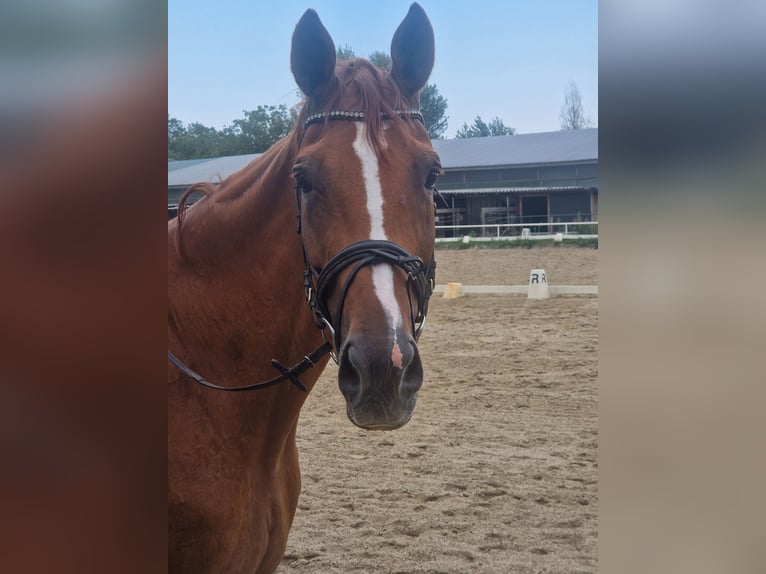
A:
[293,171,312,193]
[425,169,439,189]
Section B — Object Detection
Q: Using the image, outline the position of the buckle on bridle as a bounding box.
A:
[318,317,339,363]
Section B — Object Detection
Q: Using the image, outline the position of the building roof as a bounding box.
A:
[168,154,261,187]
[431,128,597,169]
[167,157,210,172]
[168,128,597,187]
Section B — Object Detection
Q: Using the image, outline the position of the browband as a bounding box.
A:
[302,109,425,132]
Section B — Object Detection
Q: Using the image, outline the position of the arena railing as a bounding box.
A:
[435,220,598,241]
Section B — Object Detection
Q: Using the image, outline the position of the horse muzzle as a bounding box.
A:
[337,330,423,430]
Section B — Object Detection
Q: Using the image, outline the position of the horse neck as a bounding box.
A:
[168,137,324,439]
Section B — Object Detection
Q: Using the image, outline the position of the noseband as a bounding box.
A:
[168,109,436,392]
[300,238,435,357]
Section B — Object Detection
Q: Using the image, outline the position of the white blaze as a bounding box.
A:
[352,123,404,368]
[353,123,386,241]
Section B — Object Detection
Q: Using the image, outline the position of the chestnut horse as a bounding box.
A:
[168,4,440,573]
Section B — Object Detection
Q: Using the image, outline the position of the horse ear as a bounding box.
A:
[390,3,435,99]
[291,9,336,101]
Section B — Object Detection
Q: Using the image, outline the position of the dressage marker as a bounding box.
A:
[443,282,464,299]
[168,4,439,573]
[528,269,550,299]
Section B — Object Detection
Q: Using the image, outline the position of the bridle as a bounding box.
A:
[299,236,435,358]
[168,109,436,393]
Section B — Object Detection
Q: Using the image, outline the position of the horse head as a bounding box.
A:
[290,4,439,430]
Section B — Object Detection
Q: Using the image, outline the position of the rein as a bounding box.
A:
[167,343,332,393]
[168,109,435,393]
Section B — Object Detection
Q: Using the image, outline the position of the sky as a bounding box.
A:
[168,0,597,138]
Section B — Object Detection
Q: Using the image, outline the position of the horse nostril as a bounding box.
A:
[338,341,362,404]
[400,338,423,395]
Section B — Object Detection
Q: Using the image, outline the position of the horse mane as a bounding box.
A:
[173,136,298,262]
[174,58,417,261]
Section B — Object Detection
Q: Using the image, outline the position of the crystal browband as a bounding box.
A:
[302,109,425,131]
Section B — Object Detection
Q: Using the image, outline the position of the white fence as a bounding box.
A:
[435,220,598,242]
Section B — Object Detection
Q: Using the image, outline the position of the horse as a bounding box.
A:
[168,4,439,573]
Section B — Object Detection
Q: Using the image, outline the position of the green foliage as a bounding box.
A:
[456,115,515,138]
[228,105,297,153]
[168,106,297,160]
[456,116,489,137]
[168,116,185,140]
[167,121,223,160]
[368,51,391,72]
[419,83,448,139]
[336,44,355,61]
[487,116,515,136]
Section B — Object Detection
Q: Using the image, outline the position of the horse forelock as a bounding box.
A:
[293,58,417,153]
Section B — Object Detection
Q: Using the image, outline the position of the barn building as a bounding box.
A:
[168,128,598,235]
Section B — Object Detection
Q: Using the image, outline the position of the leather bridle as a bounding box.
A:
[299,235,436,357]
[168,109,436,393]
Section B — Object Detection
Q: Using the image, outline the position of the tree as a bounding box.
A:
[168,116,188,160]
[560,80,591,130]
[168,116,185,140]
[336,44,355,61]
[167,105,298,160]
[228,105,297,153]
[487,116,515,136]
[419,83,448,139]
[456,115,514,138]
[368,50,392,72]
[168,120,224,160]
